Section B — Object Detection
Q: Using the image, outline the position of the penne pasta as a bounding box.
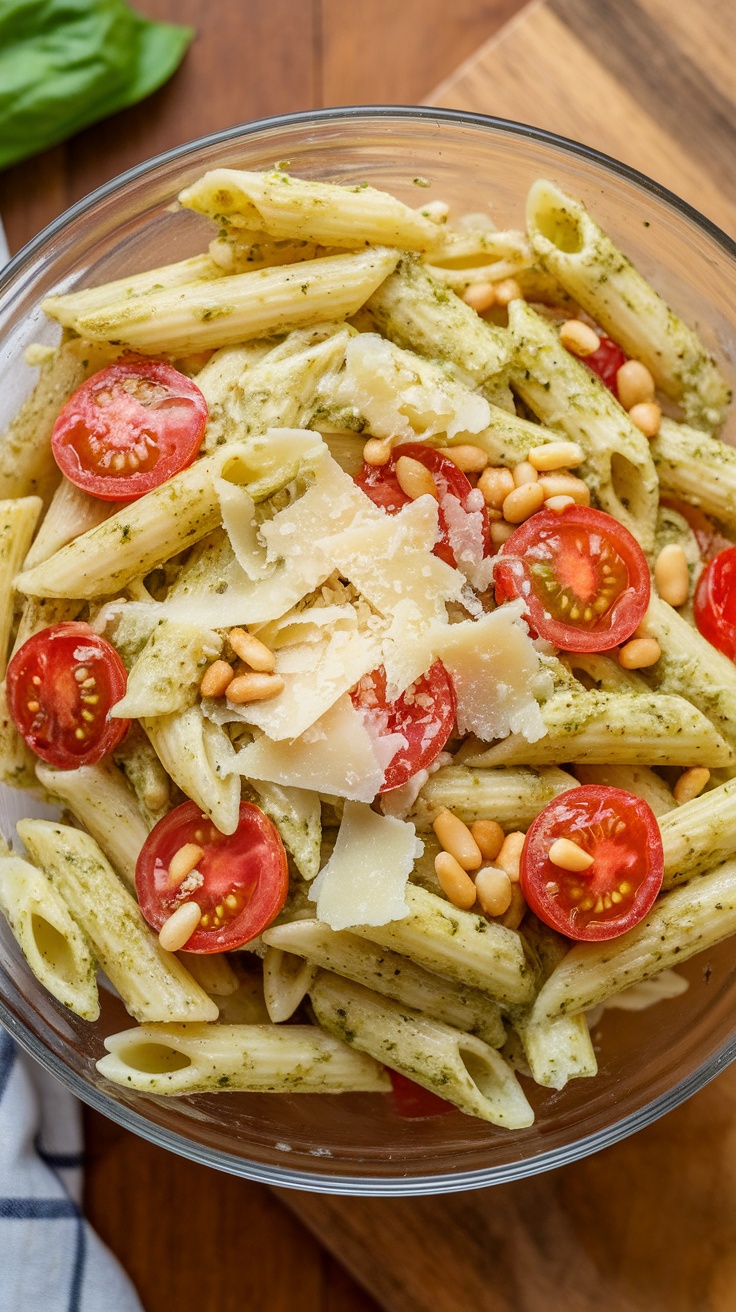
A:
[508,298,659,550]
[310,972,534,1128]
[0,853,99,1020]
[0,496,43,675]
[263,918,505,1047]
[42,249,401,354]
[97,1019,390,1095]
[409,764,580,831]
[179,168,443,252]
[526,179,731,432]
[651,417,736,536]
[34,758,149,889]
[16,820,219,1024]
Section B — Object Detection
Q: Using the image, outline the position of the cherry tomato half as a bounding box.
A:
[136,800,289,953]
[584,335,628,396]
[351,662,456,793]
[6,622,129,769]
[494,505,650,652]
[694,546,736,660]
[388,1071,455,1119]
[520,785,664,942]
[355,442,491,570]
[51,358,208,503]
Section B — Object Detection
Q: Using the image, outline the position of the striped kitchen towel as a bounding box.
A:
[0,1028,144,1312]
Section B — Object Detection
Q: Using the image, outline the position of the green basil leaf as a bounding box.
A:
[0,0,194,171]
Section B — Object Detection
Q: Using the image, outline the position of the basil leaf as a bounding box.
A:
[0,0,194,171]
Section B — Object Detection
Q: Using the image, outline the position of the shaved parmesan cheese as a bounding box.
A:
[381,603,444,698]
[232,695,399,801]
[222,621,384,741]
[441,490,495,593]
[310,801,422,929]
[328,494,464,622]
[436,601,553,744]
[332,334,490,442]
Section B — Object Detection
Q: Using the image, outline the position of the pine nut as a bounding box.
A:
[654,544,690,608]
[493,278,522,306]
[538,473,590,505]
[159,901,202,952]
[226,672,285,703]
[435,851,477,909]
[470,819,505,862]
[168,843,204,888]
[395,455,438,501]
[200,659,235,698]
[528,441,584,472]
[548,837,594,872]
[432,807,482,871]
[560,319,600,357]
[616,360,655,410]
[628,401,661,438]
[545,495,575,513]
[496,831,525,882]
[441,444,489,473]
[228,628,276,672]
[362,437,392,465]
[478,465,515,509]
[475,866,513,917]
[502,481,545,523]
[501,885,527,930]
[491,520,515,546]
[462,282,496,313]
[674,766,711,805]
[618,637,661,669]
[512,461,539,487]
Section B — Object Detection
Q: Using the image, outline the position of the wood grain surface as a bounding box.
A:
[3,2,736,1310]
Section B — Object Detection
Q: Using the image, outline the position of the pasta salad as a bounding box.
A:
[0,166,735,1127]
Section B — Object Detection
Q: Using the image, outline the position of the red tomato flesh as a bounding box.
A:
[355,442,491,570]
[351,662,456,793]
[6,622,129,769]
[520,785,664,941]
[584,335,628,396]
[694,546,736,660]
[51,358,208,503]
[388,1071,455,1118]
[494,505,650,652]
[136,800,289,953]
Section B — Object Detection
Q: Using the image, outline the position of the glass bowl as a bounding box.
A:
[1,107,736,1197]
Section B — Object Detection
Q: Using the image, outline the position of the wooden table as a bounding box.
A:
[3,2,736,1310]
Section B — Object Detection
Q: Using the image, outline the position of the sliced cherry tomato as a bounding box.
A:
[351,662,456,793]
[520,785,663,942]
[494,505,650,652]
[388,1071,455,1118]
[51,357,208,503]
[6,622,129,769]
[583,335,628,396]
[355,442,491,570]
[136,800,289,953]
[694,546,736,660]
[661,497,732,563]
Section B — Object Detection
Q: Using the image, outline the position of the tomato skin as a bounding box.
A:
[388,1070,455,1118]
[351,662,456,793]
[355,442,491,570]
[694,546,736,660]
[584,335,628,396]
[494,505,650,652]
[136,800,289,953]
[51,358,208,503]
[6,622,129,769]
[520,785,664,942]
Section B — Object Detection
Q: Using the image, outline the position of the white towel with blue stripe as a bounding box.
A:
[0,1029,144,1312]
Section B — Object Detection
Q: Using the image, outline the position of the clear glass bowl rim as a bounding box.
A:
[2,103,736,1197]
